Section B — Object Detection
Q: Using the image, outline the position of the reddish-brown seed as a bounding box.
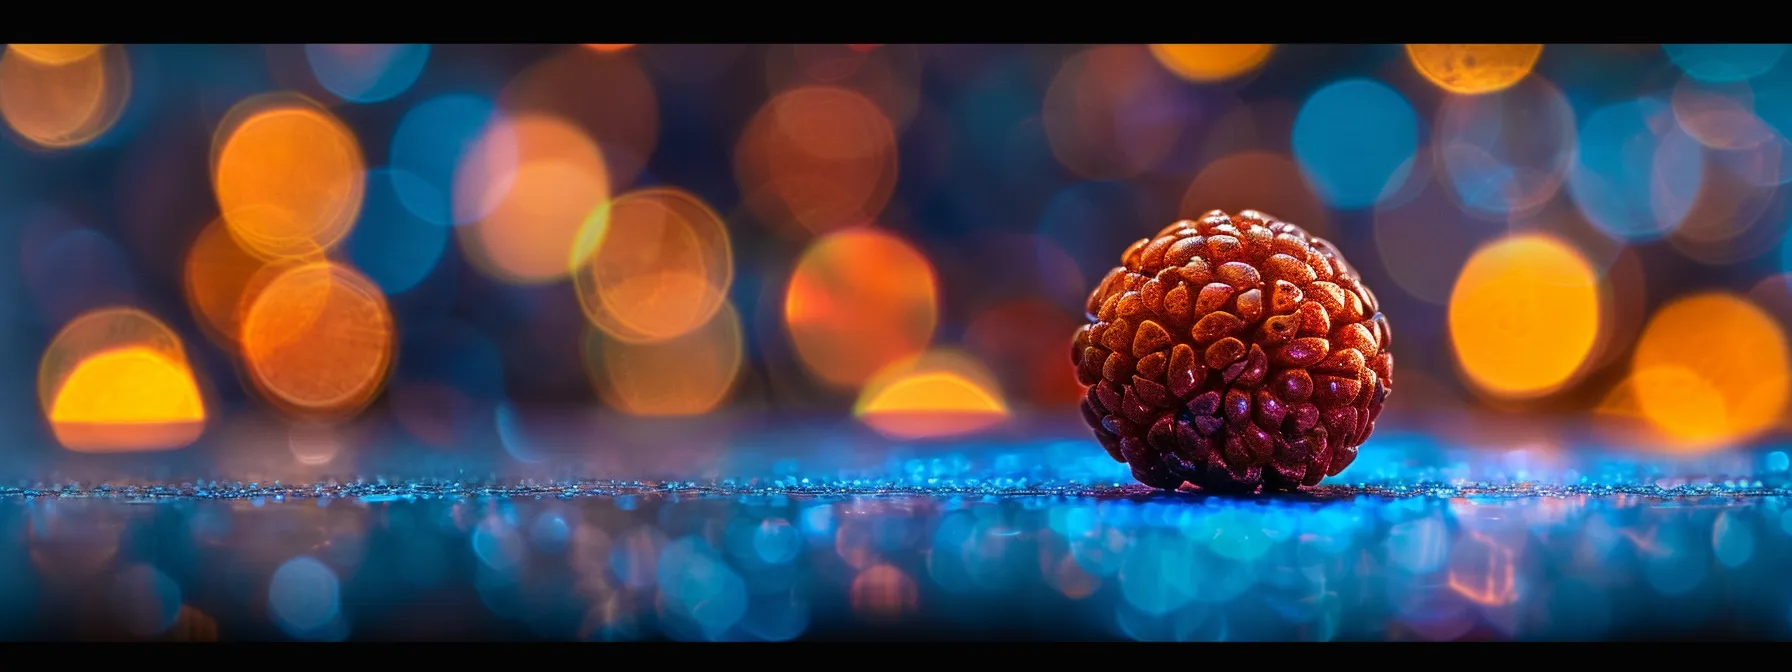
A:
[1122,238,1150,269]
[1206,235,1242,263]
[1132,320,1173,357]
[1224,388,1252,428]
[1277,337,1331,368]
[1216,261,1261,289]
[1165,236,1203,267]
[1166,344,1200,399]
[1134,375,1169,408]
[1136,350,1168,381]
[1275,369,1313,403]
[1076,347,1105,386]
[1192,311,1245,344]
[1195,282,1236,316]
[1069,212,1391,492]
[1204,337,1246,370]
[1236,344,1269,386]
[1102,351,1135,383]
[1236,288,1264,324]
[1178,257,1214,287]
[1101,318,1132,352]
[1296,301,1330,336]
[1141,279,1167,314]
[1139,235,1175,274]
[1162,284,1194,325]
[1263,254,1316,284]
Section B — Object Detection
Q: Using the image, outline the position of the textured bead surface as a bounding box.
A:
[1071,210,1394,492]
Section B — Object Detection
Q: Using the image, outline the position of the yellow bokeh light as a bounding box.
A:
[1448,234,1601,399]
[854,350,1010,440]
[456,113,611,285]
[240,262,394,418]
[0,44,130,149]
[1148,44,1274,82]
[785,227,938,390]
[1405,44,1544,95]
[212,99,366,260]
[37,308,205,453]
[572,187,734,344]
[8,44,103,66]
[585,301,744,416]
[1630,293,1789,448]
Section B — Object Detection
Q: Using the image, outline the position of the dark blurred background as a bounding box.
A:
[3,43,1792,482]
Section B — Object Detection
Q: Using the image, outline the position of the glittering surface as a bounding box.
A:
[6,421,1792,641]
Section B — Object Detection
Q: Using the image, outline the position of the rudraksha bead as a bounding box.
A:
[1071,210,1392,492]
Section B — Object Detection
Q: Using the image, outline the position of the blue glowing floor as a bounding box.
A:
[4,417,1792,641]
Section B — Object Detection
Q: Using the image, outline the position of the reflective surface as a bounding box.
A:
[5,417,1792,641]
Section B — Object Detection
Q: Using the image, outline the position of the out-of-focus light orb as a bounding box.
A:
[1567,98,1704,242]
[182,217,267,346]
[573,187,734,344]
[584,44,635,53]
[268,556,343,641]
[240,262,394,418]
[1374,159,1506,305]
[1672,77,1775,150]
[1292,78,1420,209]
[0,44,130,149]
[585,301,744,417]
[37,307,205,453]
[785,227,938,390]
[1181,150,1332,238]
[455,113,609,284]
[1042,45,1187,180]
[854,350,1010,440]
[735,85,898,237]
[212,99,366,260]
[345,168,448,294]
[501,47,658,191]
[1664,44,1787,83]
[1404,45,1543,95]
[1631,293,1789,448]
[1448,234,1601,399]
[391,94,510,226]
[303,44,429,104]
[8,44,102,66]
[1434,76,1577,218]
[1148,44,1274,82]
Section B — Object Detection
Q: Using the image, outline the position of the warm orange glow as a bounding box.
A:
[1043,45,1186,180]
[1405,45,1544,95]
[785,228,938,389]
[8,44,103,66]
[240,262,394,418]
[456,113,611,284]
[586,301,744,416]
[1446,532,1519,607]
[573,187,734,344]
[212,100,366,260]
[501,47,656,190]
[1448,234,1601,399]
[735,86,898,237]
[1182,150,1332,240]
[182,217,279,346]
[1148,44,1274,82]
[0,44,130,149]
[583,44,635,53]
[1630,293,1789,449]
[855,351,1010,440]
[38,308,205,453]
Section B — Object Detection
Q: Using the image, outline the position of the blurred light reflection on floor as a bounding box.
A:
[6,432,1792,641]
